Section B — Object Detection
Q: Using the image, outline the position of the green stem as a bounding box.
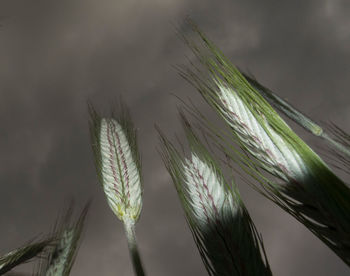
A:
[124,220,146,276]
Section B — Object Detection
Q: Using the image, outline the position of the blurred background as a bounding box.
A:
[0,0,349,275]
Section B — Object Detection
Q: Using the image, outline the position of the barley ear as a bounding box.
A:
[180,20,350,266]
[88,102,142,223]
[158,116,272,276]
[88,102,145,276]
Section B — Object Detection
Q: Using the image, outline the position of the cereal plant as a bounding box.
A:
[2,20,349,276]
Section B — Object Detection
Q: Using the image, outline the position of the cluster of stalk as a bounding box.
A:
[2,20,349,276]
[176,20,350,270]
[86,21,350,275]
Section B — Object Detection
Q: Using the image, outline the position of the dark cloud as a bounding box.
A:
[0,0,349,275]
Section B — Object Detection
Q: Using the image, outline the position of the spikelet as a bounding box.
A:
[89,103,142,223]
[179,20,350,266]
[158,117,272,276]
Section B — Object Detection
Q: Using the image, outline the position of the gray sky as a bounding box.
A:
[0,0,349,275]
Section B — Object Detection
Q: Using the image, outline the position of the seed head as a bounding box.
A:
[89,104,142,223]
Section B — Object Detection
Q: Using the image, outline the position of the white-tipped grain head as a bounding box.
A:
[218,83,309,182]
[183,153,235,226]
[99,118,142,222]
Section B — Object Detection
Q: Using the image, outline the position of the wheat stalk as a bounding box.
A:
[158,115,272,276]
[179,19,350,266]
[88,102,145,276]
